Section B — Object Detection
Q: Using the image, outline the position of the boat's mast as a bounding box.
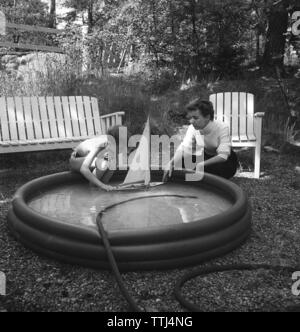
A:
[145,116,151,186]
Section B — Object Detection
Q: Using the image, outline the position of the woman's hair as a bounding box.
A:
[186,98,215,121]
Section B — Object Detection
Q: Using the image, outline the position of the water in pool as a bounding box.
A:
[29,183,232,231]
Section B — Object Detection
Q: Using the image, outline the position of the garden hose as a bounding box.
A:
[174,264,299,312]
[96,194,198,312]
[96,195,300,312]
[96,211,142,312]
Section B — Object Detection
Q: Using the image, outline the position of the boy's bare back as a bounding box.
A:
[74,136,108,157]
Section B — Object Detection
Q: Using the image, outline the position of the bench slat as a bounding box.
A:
[210,92,257,142]
[209,94,215,113]
[224,93,232,134]
[75,96,88,137]
[83,96,96,136]
[0,97,11,141]
[102,117,109,133]
[239,93,248,141]
[209,94,217,121]
[23,97,35,140]
[106,117,111,130]
[117,113,124,125]
[69,96,81,137]
[217,93,225,122]
[211,92,232,132]
[61,96,73,137]
[219,93,232,133]
[7,98,18,140]
[38,97,51,139]
[247,94,256,141]
[46,97,59,139]
[91,97,102,135]
[15,97,27,141]
[231,93,240,141]
[54,97,66,138]
[31,97,43,139]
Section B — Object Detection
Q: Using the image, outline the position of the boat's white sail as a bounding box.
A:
[123,117,151,186]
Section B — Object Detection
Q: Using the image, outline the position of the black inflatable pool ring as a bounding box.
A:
[8,170,252,271]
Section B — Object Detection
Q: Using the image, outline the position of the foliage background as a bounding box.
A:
[0,0,299,140]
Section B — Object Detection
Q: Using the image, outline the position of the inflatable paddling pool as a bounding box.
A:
[8,170,251,271]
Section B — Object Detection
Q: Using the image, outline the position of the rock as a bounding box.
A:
[15,52,67,82]
[1,55,18,63]
[264,146,280,153]
[17,54,35,65]
[5,62,19,70]
[1,52,67,83]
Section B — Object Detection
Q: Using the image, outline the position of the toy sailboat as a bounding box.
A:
[118,116,164,191]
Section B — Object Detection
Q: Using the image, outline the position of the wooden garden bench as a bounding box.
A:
[209,92,265,179]
[0,96,125,153]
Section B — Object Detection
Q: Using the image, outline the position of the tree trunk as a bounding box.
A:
[150,0,159,68]
[190,0,200,75]
[256,32,260,63]
[88,0,94,33]
[168,0,180,73]
[263,3,289,70]
[49,0,56,28]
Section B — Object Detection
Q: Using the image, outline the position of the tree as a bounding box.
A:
[49,0,56,28]
[63,0,113,32]
[58,0,299,79]
[0,0,51,46]
[263,0,289,69]
[0,0,49,25]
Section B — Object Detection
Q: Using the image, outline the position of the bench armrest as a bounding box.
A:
[254,112,265,118]
[101,111,125,119]
[100,112,125,132]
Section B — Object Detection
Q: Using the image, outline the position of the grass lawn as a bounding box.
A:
[0,148,300,312]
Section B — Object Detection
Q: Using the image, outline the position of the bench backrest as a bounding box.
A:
[209,92,256,141]
[0,96,108,142]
